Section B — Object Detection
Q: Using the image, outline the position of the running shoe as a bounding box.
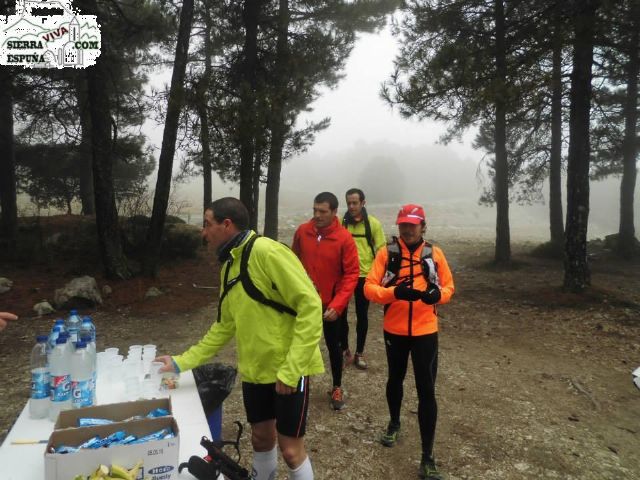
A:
[379,421,400,447]
[343,349,354,367]
[418,457,444,480]
[354,353,368,370]
[331,386,345,410]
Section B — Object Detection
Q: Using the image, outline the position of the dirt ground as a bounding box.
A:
[1,234,639,479]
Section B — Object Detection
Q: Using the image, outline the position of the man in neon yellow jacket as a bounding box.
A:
[155,197,323,480]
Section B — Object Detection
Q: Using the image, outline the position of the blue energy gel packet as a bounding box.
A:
[54,445,79,454]
[130,428,173,444]
[77,435,102,449]
[78,417,115,427]
[111,434,138,446]
[92,430,126,448]
[146,408,169,418]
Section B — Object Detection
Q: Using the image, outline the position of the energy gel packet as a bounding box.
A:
[130,428,173,444]
[92,430,126,448]
[77,435,102,449]
[146,408,169,418]
[78,417,114,427]
[53,445,79,454]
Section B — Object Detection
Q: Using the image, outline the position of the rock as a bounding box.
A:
[102,285,113,297]
[33,301,55,316]
[0,277,13,294]
[54,276,103,309]
[145,287,163,298]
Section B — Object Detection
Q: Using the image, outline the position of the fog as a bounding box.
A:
[167,26,639,242]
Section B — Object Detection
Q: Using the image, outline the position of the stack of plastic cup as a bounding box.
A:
[143,345,156,375]
[127,345,144,380]
[97,348,125,404]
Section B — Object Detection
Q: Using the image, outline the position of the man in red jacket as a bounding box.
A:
[292,192,359,410]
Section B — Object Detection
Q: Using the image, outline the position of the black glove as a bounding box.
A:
[394,283,423,301]
[421,284,441,305]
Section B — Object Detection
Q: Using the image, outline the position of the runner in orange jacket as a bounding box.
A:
[364,204,454,480]
[292,192,359,410]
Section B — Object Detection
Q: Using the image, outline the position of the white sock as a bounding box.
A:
[288,455,314,480]
[251,446,277,480]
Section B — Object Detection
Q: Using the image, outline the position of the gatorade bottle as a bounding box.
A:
[58,333,74,357]
[79,316,96,343]
[65,309,81,345]
[49,337,71,421]
[30,335,50,419]
[54,318,66,333]
[48,325,62,351]
[80,335,97,404]
[71,341,93,408]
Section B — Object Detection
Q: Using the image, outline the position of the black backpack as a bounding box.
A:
[342,207,376,259]
[217,235,296,322]
[381,237,439,287]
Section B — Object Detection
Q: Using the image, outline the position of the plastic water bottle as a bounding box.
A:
[66,310,82,345]
[81,335,97,404]
[30,335,50,419]
[49,337,71,421]
[58,333,74,357]
[54,318,66,333]
[71,341,93,408]
[48,325,62,351]
[79,316,96,343]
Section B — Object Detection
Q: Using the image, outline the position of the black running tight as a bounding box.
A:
[383,330,438,458]
[323,319,343,387]
[339,277,370,354]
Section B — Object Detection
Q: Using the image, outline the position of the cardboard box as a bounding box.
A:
[55,398,173,430]
[44,416,179,480]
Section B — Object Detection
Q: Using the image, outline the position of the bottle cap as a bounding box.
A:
[36,335,48,342]
[52,326,61,333]
[70,309,78,315]
[82,316,93,322]
[54,319,64,325]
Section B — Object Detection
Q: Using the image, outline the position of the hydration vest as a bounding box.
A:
[342,208,376,259]
[217,235,297,322]
[381,237,439,288]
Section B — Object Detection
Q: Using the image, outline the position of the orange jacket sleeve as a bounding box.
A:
[327,234,359,314]
[433,246,454,304]
[364,247,397,304]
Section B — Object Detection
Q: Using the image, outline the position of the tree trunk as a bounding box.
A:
[564,0,599,292]
[239,0,262,229]
[493,0,511,264]
[0,68,18,253]
[75,75,95,215]
[618,0,639,258]
[264,0,289,240]
[143,0,195,276]
[199,0,213,212]
[251,148,261,230]
[85,41,131,279]
[549,15,564,248]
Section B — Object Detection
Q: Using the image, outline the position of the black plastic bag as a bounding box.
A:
[192,363,237,415]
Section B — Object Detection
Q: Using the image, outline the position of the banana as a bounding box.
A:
[127,460,144,480]
[89,464,110,480]
[109,464,133,480]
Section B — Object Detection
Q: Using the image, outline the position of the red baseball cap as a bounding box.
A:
[396,204,426,225]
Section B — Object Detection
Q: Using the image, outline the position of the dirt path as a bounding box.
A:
[1,238,639,479]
